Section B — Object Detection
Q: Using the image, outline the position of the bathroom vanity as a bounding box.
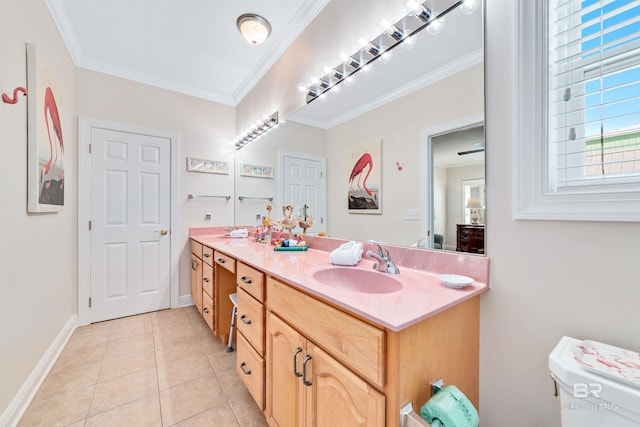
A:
[190,229,489,427]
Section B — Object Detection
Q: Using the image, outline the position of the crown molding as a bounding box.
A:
[46,0,328,106]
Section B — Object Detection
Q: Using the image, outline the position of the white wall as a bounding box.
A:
[326,64,484,246]
[482,0,640,425]
[0,0,77,415]
[234,121,326,227]
[434,166,447,244]
[75,69,236,300]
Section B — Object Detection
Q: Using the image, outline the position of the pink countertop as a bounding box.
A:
[190,227,490,332]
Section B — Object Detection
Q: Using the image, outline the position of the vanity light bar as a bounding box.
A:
[304,0,470,104]
[234,111,279,150]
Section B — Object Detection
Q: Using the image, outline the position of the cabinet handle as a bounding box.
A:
[240,314,251,325]
[293,347,303,377]
[203,307,209,314]
[203,253,210,258]
[240,276,252,284]
[240,362,251,375]
[191,259,196,270]
[203,277,209,283]
[302,355,313,386]
[217,258,225,264]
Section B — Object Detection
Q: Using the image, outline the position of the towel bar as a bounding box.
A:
[188,194,231,201]
[400,402,431,427]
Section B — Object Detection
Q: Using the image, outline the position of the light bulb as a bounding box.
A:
[406,0,420,11]
[345,75,355,85]
[459,0,480,14]
[361,63,373,73]
[380,51,393,63]
[426,17,445,35]
[402,35,417,49]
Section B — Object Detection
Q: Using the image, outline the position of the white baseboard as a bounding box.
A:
[179,294,194,307]
[0,315,77,427]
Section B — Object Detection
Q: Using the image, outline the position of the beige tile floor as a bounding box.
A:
[18,306,269,427]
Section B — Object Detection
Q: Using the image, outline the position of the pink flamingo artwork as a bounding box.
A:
[39,86,64,205]
[349,153,375,196]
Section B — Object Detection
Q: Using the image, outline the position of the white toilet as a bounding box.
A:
[549,336,640,426]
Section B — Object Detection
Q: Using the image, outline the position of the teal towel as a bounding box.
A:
[420,385,479,427]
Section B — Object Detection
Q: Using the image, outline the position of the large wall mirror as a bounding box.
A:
[235,0,485,254]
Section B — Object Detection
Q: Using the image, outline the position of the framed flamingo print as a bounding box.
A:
[27,43,65,212]
[348,139,381,214]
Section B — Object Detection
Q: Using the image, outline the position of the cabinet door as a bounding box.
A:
[306,343,385,427]
[266,312,306,427]
[190,254,202,314]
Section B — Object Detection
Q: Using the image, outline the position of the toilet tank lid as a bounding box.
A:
[549,336,640,414]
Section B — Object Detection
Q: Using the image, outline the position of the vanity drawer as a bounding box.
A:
[237,333,265,410]
[190,239,202,258]
[214,251,236,274]
[202,262,213,298]
[202,246,214,266]
[267,277,385,388]
[237,262,265,302]
[237,288,265,356]
[202,291,214,332]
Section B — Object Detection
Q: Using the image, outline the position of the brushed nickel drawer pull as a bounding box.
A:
[203,307,209,314]
[302,355,313,386]
[240,362,251,375]
[293,347,303,377]
[240,315,252,325]
[203,253,210,258]
[217,258,225,264]
[240,276,252,284]
[191,259,196,270]
[203,277,209,282]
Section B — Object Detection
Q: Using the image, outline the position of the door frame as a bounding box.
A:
[278,149,327,234]
[77,117,181,326]
[420,114,484,248]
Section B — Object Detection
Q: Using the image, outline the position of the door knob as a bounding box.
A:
[155,229,168,236]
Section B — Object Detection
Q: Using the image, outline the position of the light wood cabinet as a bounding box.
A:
[268,277,384,388]
[237,289,265,355]
[202,290,214,331]
[266,311,384,427]
[189,240,480,427]
[266,312,307,427]
[236,263,267,413]
[189,253,202,314]
[237,262,264,302]
[306,342,385,427]
[237,332,265,410]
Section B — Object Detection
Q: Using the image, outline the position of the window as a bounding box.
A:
[514,0,640,221]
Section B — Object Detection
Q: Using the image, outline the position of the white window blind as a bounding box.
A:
[548,0,640,192]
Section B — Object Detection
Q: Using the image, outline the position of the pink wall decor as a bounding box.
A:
[2,86,28,104]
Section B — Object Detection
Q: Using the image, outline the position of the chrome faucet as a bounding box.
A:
[366,241,400,275]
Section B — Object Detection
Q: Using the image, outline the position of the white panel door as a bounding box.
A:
[282,155,326,234]
[90,127,171,322]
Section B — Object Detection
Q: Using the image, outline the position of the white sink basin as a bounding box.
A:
[312,267,402,294]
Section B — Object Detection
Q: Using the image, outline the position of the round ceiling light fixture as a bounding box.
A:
[237,13,272,45]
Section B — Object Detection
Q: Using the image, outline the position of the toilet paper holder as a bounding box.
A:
[399,378,444,427]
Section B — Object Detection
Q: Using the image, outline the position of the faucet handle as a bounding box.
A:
[368,239,388,256]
